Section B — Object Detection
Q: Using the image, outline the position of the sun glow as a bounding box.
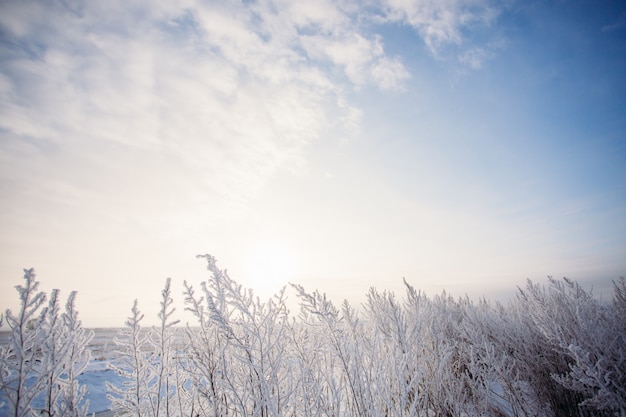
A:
[240,242,298,297]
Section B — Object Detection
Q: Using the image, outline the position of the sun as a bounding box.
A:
[240,241,298,297]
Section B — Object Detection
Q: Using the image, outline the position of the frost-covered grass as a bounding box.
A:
[0,352,122,415]
[1,258,625,417]
[0,328,182,415]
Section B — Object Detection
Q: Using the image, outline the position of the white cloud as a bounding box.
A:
[0,0,507,198]
[0,0,414,265]
[371,56,410,91]
[458,46,489,69]
[0,2,330,200]
[0,1,515,284]
[300,32,410,89]
[272,0,350,33]
[382,0,502,55]
[0,0,515,242]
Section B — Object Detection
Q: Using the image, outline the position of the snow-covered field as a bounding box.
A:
[0,328,125,415]
[73,329,125,414]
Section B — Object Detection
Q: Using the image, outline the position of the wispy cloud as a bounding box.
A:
[0,1,512,254]
[458,46,490,69]
[0,0,519,250]
[0,0,417,214]
[0,0,508,189]
[381,0,505,65]
[601,12,626,32]
[300,32,410,89]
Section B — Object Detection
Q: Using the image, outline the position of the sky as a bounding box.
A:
[1,0,625,327]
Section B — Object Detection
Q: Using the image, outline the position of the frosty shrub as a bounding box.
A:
[60,291,92,417]
[183,254,293,417]
[107,299,151,416]
[0,269,93,417]
[107,278,187,417]
[516,277,625,417]
[112,256,623,417]
[5,259,624,417]
[148,278,182,417]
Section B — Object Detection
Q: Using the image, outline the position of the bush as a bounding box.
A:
[0,269,92,417]
[3,259,624,417]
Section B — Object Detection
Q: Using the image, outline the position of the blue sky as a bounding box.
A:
[1,0,625,326]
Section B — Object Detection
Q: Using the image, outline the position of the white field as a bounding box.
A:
[0,328,125,415]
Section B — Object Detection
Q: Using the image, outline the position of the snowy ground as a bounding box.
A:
[0,328,125,415]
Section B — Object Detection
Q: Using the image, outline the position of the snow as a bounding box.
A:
[76,361,124,414]
[0,330,125,415]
